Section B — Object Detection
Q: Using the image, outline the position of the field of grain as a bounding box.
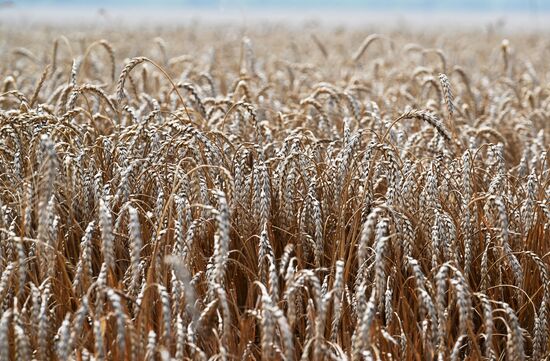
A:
[0,23,549,360]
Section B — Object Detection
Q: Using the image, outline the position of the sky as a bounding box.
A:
[2,0,548,30]
[3,0,549,11]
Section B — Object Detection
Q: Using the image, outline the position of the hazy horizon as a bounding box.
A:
[2,0,549,32]
[2,0,549,11]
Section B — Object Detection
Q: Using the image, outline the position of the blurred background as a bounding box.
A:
[2,0,548,11]
[0,0,548,30]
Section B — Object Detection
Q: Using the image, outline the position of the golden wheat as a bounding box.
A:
[0,23,548,360]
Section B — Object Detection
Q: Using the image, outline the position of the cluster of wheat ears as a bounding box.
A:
[0,24,548,360]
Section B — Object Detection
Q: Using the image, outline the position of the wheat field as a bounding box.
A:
[0,23,549,360]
